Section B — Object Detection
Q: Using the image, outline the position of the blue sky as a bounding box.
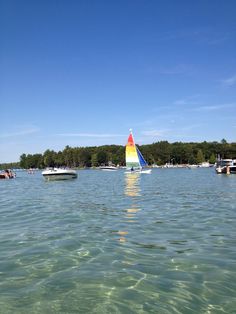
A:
[1,0,236,162]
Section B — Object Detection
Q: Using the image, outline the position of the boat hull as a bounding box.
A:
[140,169,152,174]
[125,168,152,174]
[0,173,16,179]
[216,166,236,174]
[99,166,118,171]
[0,175,15,179]
[42,168,77,181]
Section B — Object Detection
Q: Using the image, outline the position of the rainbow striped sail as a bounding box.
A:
[125,130,148,170]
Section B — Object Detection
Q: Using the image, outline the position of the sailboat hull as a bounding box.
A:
[140,169,152,174]
[125,168,152,174]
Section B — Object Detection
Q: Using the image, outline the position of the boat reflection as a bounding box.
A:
[117,173,141,243]
[124,206,141,222]
[124,172,141,197]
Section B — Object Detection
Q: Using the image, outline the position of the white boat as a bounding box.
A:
[99,165,118,171]
[215,159,236,174]
[188,164,199,169]
[200,162,210,168]
[125,129,152,174]
[42,168,78,181]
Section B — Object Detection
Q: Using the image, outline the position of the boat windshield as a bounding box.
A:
[217,159,233,167]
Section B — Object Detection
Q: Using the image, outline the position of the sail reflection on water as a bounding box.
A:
[124,172,141,197]
[117,172,142,243]
[124,205,140,223]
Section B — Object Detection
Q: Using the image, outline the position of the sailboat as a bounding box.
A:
[125,129,152,174]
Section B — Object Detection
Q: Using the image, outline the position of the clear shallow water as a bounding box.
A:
[0,168,236,313]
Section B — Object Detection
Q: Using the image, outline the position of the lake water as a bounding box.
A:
[0,168,236,313]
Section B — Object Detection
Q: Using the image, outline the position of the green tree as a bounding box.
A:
[196,149,205,164]
[79,149,91,167]
[19,154,27,169]
[91,153,98,167]
[155,141,171,164]
[171,142,183,164]
[54,151,64,167]
[14,140,236,169]
[97,150,108,165]
[209,153,216,164]
[63,146,74,167]
[43,150,56,167]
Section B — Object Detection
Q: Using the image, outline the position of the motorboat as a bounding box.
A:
[42,168,78,181]
[188,164,199,169]
[215,159,236,174]
[99,165,118,171]
[199,162,211,168]
[0,169,16,179]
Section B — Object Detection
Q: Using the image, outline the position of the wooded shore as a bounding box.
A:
[1,140,235,170]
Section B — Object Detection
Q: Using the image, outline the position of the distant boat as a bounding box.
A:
[125,129,151,174]
[188,164,199,169]
[42,168,78,181]
[200,162,211,168]
[0,169,16,179]
[99,165,118,171]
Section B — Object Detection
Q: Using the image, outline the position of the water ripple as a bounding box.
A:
[1,169,236,313]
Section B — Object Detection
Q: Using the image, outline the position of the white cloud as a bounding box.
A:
[180,124,203,131]
[193,103,236,111]
[157,29,229,46]
[142,129,170,137]
[173,94,202,106]
[221,75,236,87]
[56,133,125,138]
[159,64,194,75]
[0,127,40,138]
[173,99,189,106]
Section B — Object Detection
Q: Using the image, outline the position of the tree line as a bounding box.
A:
[1,140,235,170]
